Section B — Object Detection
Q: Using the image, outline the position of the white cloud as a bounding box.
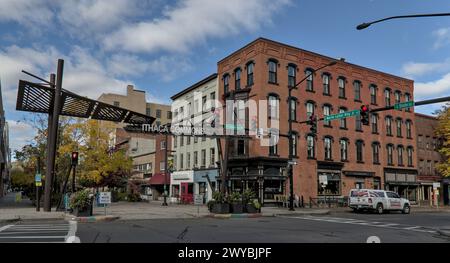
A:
[103,0,291,53]
[6,120,37,155]
[432,27,450,49]
[57,0,157,38]
[402,58,450,78]
[414,73,450,98]
[0,0,54,27]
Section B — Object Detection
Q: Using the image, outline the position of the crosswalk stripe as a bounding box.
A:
[0,225,13,233]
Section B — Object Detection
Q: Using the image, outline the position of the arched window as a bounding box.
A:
[371,113,379,134]
[291,132,298,157]
[387,144,394,165]
[268,59,278,84]
[384,88,391,106]
[322,73,331,95]
[305,68,314,91]
[288,64,297,88]
[394,90,402,104]
[290,97,297,121]
[223,74,230,94]
[404,93,412,112]
[306,100,316,118]
[372,142,380,164]
[338,77,346,98]
[354,80,362,101]
[396,118,403,137]
[340,138,349,161]
[356,140,364,163]
[385,116,393,136]
[246,61,255,87]
[324,136,333,160]
[407,146,414,166]
[323,104,332,127]
[370,84,377,104]
[234,68,241,90]
[307,135,315,159]
[406,119,413,139]
[268,94,279,120]
[339,107,347,129]
[397,145,404,166]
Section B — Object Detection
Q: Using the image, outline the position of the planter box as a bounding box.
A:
[232,203,244,214]
[73,207,92,217]
[246,204,258,214]
[211,203,230,214]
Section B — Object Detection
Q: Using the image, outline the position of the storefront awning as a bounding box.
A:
[343,171,375,177]
[149,173,170,185]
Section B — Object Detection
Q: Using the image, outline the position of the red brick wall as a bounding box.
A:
[218,38,417,200]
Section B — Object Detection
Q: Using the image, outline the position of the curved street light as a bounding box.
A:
[357,13,450,30]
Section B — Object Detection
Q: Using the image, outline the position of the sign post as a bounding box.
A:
[35,173,42,211]
[98,192,112,216]
[194,194,203,217]
[433,183,440,208]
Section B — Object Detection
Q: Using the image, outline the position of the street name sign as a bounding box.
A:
[394,101,414,110]
[99,192,111,204]
[324,110,360,122]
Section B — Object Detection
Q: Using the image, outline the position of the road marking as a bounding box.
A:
[0,225,13,233]
[281,216,437,234]
[0,236,67,239]
[65,221,80,243]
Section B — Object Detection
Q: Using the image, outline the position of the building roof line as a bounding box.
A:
[415,112,438,120]
[171,73,218,100]
[217,37,413,83]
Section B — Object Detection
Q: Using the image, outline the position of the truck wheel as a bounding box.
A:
[402,204,410,214]
[376,203,384,214]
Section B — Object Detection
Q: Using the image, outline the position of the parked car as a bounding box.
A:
[349,189,411,214]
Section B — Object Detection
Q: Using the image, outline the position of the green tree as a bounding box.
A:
[435,103,450,177]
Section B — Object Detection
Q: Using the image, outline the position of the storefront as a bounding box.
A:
[384,168,419,203]
[443,179,450,206]
[342,171,376,193]
[193,169,218,204]
[149,173,170,201]
[170,171,194,204]
[317,162,344,197]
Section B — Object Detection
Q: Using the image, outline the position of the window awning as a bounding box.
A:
[149,173,170,185]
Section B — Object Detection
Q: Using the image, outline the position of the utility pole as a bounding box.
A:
[44,60,64,212]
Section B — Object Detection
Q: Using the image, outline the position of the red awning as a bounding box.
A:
[149,173,170,185]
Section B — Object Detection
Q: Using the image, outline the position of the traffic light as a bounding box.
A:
[308,115,318,136]
[71,152,79,166]
[360,105,370,125]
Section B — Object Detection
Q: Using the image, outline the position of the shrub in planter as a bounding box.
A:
[229,192,244,214]
[210,191,230,214]
[69,190,93,217]
[245,199,262,214]
[127,191,142,202]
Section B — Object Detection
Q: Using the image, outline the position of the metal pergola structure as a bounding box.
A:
[16,80,155,124]
[15,59,155,212]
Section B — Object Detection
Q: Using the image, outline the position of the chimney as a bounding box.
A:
[127,85,134,95]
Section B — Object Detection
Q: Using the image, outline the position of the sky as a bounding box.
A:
[1,0,450,155]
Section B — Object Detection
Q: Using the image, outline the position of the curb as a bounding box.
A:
[275,211,330,217]
[205,213,268,219]
[65,215,120,223]
[437,229,450,238]
[0,216,66,223]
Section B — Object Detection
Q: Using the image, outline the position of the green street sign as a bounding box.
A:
[324,110,360,122]
[394,101,414,110]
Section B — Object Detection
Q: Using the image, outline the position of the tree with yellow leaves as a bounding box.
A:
[436,104,450,177]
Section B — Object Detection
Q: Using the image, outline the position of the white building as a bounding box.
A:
[170,74,219,204]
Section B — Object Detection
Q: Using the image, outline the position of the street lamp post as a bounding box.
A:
[357,13,450,30]
[287,60,337,211]
[163,133,169,206]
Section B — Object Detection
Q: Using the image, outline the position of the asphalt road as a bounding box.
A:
[75,212,450,243]
[1,212,449,243]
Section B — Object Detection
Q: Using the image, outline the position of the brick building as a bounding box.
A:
[217,38,418,205]
[415,113,448,205]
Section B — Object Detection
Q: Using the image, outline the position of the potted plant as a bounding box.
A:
[211,191,230,214]
[70,190,93,217]
[229,192,244,214]
[243,189,257,213]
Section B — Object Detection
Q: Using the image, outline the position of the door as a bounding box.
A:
[386,192,402,210]
[181,183,193,204]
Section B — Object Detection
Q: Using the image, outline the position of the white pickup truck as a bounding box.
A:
[349,189,411,214]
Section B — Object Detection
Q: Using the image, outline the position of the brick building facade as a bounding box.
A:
[217,38,418,205]
[415,113,448,205]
